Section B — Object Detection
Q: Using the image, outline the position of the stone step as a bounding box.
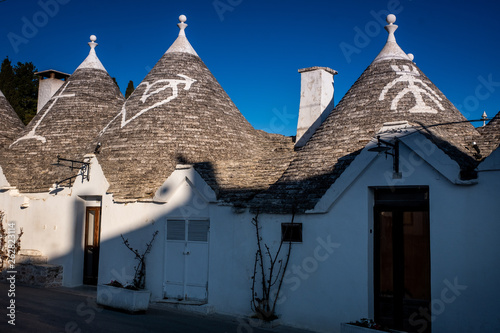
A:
[18,249,43,256]
[0,263,63,288]
[16,254,48,265]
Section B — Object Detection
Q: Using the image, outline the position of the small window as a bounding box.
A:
[281,223,302,243]
[167,220,185,241]
[188,220,209,242]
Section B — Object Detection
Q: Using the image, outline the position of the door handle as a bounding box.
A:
[183,251,190,255]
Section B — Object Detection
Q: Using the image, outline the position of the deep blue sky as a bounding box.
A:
[1,0,499,136]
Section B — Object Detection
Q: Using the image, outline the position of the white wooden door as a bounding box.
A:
[164,219,209,302]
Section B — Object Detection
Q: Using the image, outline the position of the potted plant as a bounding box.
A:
[97,230,158,313]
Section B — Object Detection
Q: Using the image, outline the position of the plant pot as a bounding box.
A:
[340,323,407,333]
[97,284,151,312]
[247,317,281,329]
[341,323,381,333]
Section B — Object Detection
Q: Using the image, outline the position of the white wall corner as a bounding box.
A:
[153,164,217,204]
[478,145,500,171]
[308,144,379,213]
[72,154,110,196]
[0,165,14,190]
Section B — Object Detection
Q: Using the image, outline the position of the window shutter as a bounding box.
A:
[167,220,185,240]
[188,220,209,242]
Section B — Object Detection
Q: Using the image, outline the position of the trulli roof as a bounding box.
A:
[2,36,124,193]
[252,15,482,213]
[96,16,294,202]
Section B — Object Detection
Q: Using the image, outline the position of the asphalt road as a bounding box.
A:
[0,282,313,333]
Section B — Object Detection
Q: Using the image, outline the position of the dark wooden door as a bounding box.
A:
[83,207,101,285]
[374,188,431,333]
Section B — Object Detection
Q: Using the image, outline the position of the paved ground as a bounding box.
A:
[0,282,314,333]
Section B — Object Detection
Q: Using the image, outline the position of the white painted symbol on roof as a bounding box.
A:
[10,82,75,147]
[100,74,196,133]
[379,64,444,113]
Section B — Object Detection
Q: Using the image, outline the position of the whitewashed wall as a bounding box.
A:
[199,134,500,333]
[0,138,498,333]
[0,185,86,286]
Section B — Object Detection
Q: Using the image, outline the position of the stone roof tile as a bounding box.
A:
[0,90,24,150]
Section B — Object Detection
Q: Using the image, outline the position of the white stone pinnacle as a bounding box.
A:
[482,111,488,126]
[165,14,199,56]
[385,14,398,42]
[178,15,188,37]
[88,35,98,50]
[372,14,412,63]
[76,35,107,72]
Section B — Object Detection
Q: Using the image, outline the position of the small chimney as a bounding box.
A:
[35,69,70,113]
[295,66,337,148]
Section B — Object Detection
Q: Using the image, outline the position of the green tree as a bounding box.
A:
[0,57,15,104]
[0,57,38,125]
[13,61,38,124]
[125,80,134,99]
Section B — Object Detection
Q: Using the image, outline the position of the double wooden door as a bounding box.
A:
[374,188,431,332]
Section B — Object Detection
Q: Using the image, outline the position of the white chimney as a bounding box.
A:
[36,69,70,113]
[295,66,337,148]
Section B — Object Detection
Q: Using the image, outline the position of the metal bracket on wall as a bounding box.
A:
[54,155,90,187]
[368,136,400,176]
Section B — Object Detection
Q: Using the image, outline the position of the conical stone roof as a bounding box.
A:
[253,15,481,213]
[3,36,124,193]
[97,16,294,202]
[477,111,500,156]
[0,89,24,149]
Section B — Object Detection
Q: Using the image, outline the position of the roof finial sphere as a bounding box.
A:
[387,14,396,24]
[179,15,187,23]
[90,35,97,42]
[407,53,414,61]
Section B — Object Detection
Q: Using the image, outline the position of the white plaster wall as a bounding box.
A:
[96,196,165,293]
[0,188,86,287]
[95,165,213,301]
[428,161,500,333]
[1,142,498,333]
[0,166,12,188]
[351,143,500,333]
[0,159,216,292]
[200,141,500,333]
[206,189,372,332]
